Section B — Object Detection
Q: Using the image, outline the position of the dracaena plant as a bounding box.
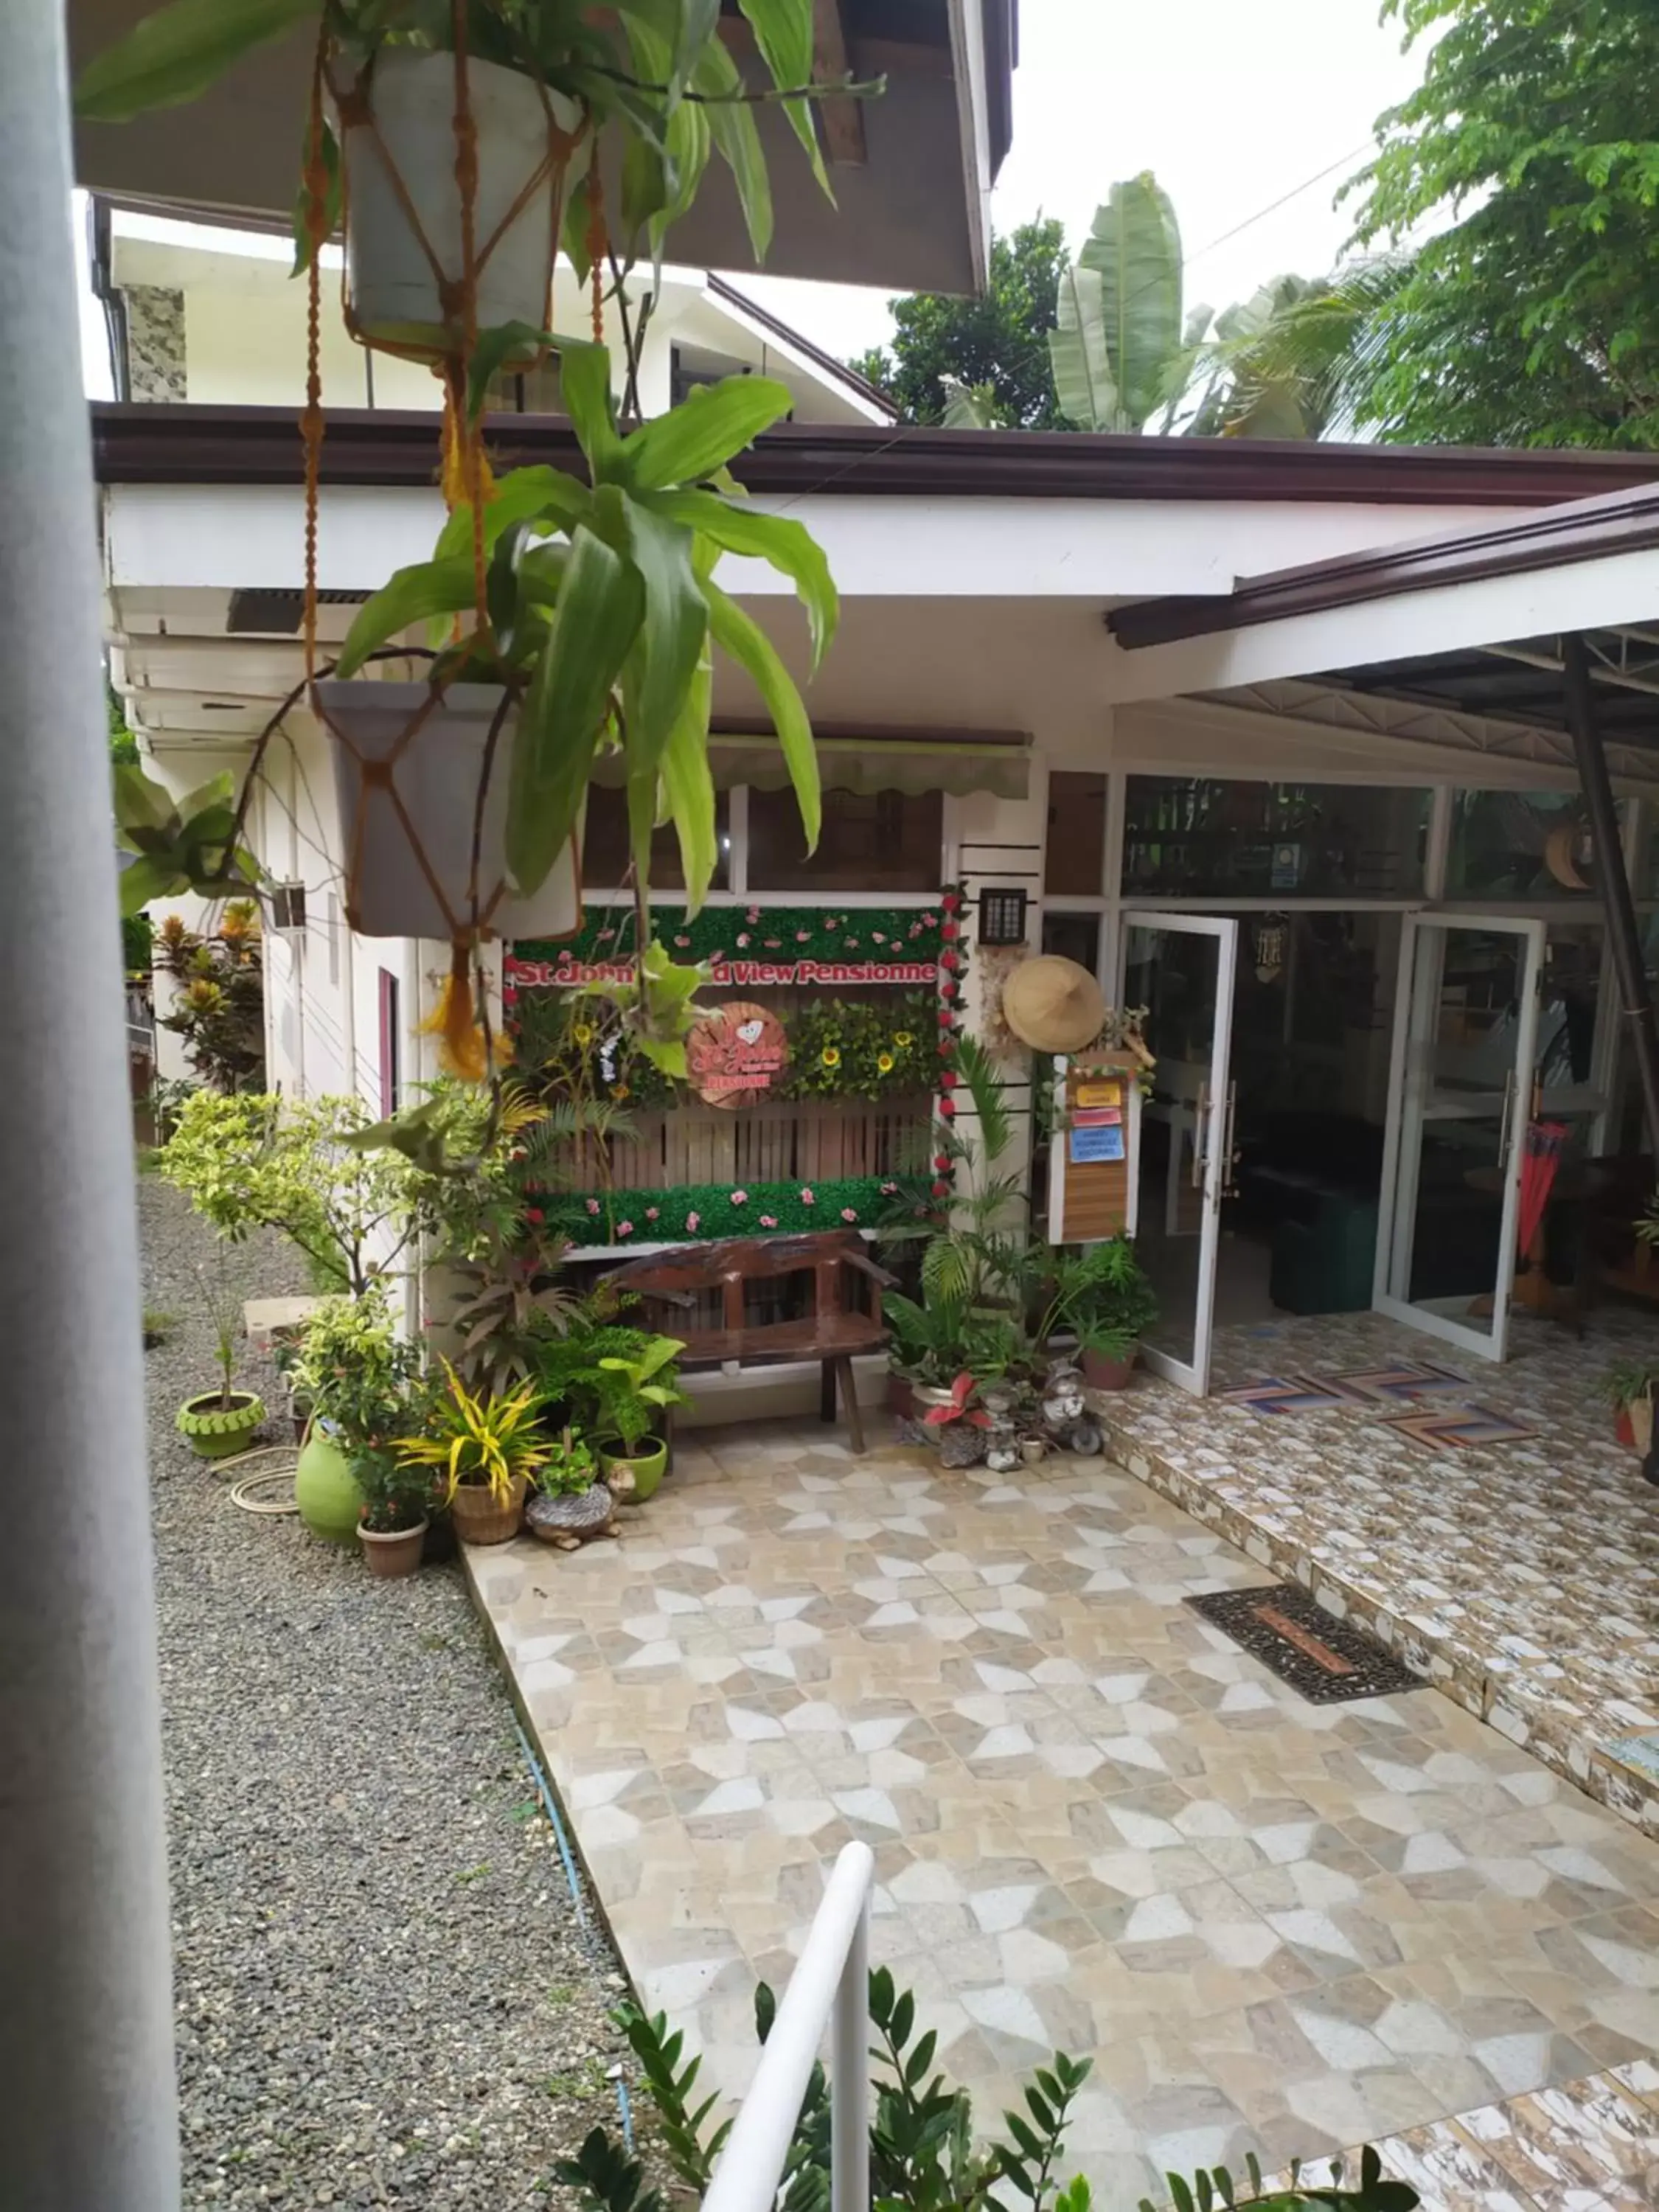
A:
[333,344,834,925]
[77,0,850,281]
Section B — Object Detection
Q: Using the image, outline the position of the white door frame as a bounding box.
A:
[1119,910,1239,1395]
[1374,912,1545,1362]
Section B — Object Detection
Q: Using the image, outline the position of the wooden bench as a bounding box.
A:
[605,1231,896,1453]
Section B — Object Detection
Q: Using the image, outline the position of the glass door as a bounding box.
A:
[1119,913,1239,1394]
[1374,916,1545,1360]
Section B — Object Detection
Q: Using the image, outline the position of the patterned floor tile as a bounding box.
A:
[465,1414,1659,2206]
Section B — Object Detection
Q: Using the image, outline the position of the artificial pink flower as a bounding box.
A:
[645,1206,659,1221]
[731,1189,748,1205]
[799,1186,815,1204]
[746,906,761,924]
[872,931,886,944]
[737,932,751,947]
[585,1197,601,1214]
[841,1206,858,1222]
[921,912,938,927]
[524,1207,544,1225]
[759,1214,778,1228]
[617,1220,635,1237]
[796,931,811,942]
[765,939,782,949]
[880,1180,897,1194]
[685,1211,700,1234]
[675,933,690,947]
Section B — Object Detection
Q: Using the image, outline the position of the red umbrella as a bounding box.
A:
[1517,1119,1569,1262]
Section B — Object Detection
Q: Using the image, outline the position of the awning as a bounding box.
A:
[592,734,1029,800]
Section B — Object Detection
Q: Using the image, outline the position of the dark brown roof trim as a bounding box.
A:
[1109,480,1659,651]
[701,274,897,417]
[89,401,1659,507]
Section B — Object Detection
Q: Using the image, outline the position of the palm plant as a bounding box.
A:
[1169,258,1414,440]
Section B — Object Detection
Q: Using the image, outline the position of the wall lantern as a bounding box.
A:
[976,886,1029,947]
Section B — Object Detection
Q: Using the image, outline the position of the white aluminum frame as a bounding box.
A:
[1118,910,1239,1396]
[1373,912,1545,1363]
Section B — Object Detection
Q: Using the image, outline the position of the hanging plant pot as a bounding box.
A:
[336,49,585,365]
[314,679,580,942]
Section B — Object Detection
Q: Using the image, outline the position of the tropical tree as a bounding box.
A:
[849,218,1070,429]
[1170,260,1411,439]
[1342,0,1659,447]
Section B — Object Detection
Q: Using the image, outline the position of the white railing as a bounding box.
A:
[702,1840,874,2212]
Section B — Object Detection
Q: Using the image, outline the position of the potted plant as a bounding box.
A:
[590,1335,686,1502]
[175,1248,265,1459]
[397,1359,549,1545]
[525,1428,616,1546]
[352,1444,431,1579]
[1604,1357,1659,1453]
[286,1288,418,1545]
[1036,1236,1160,1391]
[923,1374,992,1471]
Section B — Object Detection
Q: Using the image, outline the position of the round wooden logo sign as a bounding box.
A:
[685,1001,790,1108]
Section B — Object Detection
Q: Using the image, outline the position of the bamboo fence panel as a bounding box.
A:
[545,1095,933,1194]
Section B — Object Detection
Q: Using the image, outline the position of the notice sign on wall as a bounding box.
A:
[1046,1048,1147,1243]
[686,1002,790,1108]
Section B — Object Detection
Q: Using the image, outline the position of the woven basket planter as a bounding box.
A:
[450,1473,527,1546]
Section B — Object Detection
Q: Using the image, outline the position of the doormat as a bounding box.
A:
[1322,1362,1471,1406]
[1219,1376,1343,1416]
[1374,1404,1538,1450]
[1186,1583,1427,1703]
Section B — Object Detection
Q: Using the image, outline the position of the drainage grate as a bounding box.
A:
[1185,1583,1427,1704]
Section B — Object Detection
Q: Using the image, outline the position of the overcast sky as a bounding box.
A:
[79,0,1432,393]
[741,0,1430,364]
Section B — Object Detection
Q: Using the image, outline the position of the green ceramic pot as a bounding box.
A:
[175,1389,265,1461]
[598,1435,667,1503]
[294,1430,363,1546]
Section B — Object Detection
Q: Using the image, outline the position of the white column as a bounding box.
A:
[0,7,180,2205]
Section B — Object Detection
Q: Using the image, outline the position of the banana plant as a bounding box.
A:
[335,339,836,915]
[1047,173,1185,433]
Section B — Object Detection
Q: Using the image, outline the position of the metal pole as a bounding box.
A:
[1562,633,1659,1163]
[0,6,181,2206]
[831,1874,871,2212]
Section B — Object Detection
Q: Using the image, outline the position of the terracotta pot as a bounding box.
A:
[313,680,581,942]
[338,49,584,361]
[888,1374,916,1421]
[1616,1405,1636,1448]
[449,1473,527,1546]
[359,1518,428,1579]
[1080,1345,1138,1392]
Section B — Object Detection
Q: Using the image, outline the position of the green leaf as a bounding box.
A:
[1048,263,1119,433]
[76,0,316,121]
[113,761,181,835]
[737,0,830,195]
[467,324,555,421]
[650,491,838,664]
[890,1990,915,2050]
[624,375,794,492]
[656,658,717,911]
[703,579,819,851]
[1165,2176,1196,2212]
[291,118,341,276]
[119,852,188,916]
[434,467,591,564]
[1077,174,1184,431]
[619,494,710,765]
[672,0,723,90]
[560,173,597,288]
[869,1966,894,2027]
[692,37,773,260]
[507,526,643,894]
[555,338,626,481]
[335,557,480,677]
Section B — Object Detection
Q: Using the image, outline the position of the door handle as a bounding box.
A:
[1190,1083,1210,1188]
[1222,1079,1239,1200]
[1496,1067,1517,1166]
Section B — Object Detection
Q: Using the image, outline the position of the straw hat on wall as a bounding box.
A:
[1000,956,1106,1054]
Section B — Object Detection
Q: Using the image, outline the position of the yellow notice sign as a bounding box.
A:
[1075,1080,1122,1109]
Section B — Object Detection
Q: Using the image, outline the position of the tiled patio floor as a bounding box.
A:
[1093,1307,1659,1841]
[467,1423,1659,2206]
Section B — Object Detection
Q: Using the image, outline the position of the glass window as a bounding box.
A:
[1045,771,1107,896]
[746,786,943,894]
[1447,789,1607,899]
[1041,910,1101,973]
[580,785,730,892]
[1122,777,1430,897]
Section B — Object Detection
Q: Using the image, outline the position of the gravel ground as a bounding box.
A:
[141,1177,634,2209]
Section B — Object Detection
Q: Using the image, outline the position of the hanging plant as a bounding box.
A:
[86,0,876,1083]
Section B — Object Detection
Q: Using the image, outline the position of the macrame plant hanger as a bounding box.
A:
[294,1,601,1082]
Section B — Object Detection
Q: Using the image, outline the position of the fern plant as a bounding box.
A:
[560,1974,1417,2212]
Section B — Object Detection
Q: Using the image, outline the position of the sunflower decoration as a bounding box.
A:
[877,1051,895,1075]
[821,1046,842,1069]
[894,1030,913,1048]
